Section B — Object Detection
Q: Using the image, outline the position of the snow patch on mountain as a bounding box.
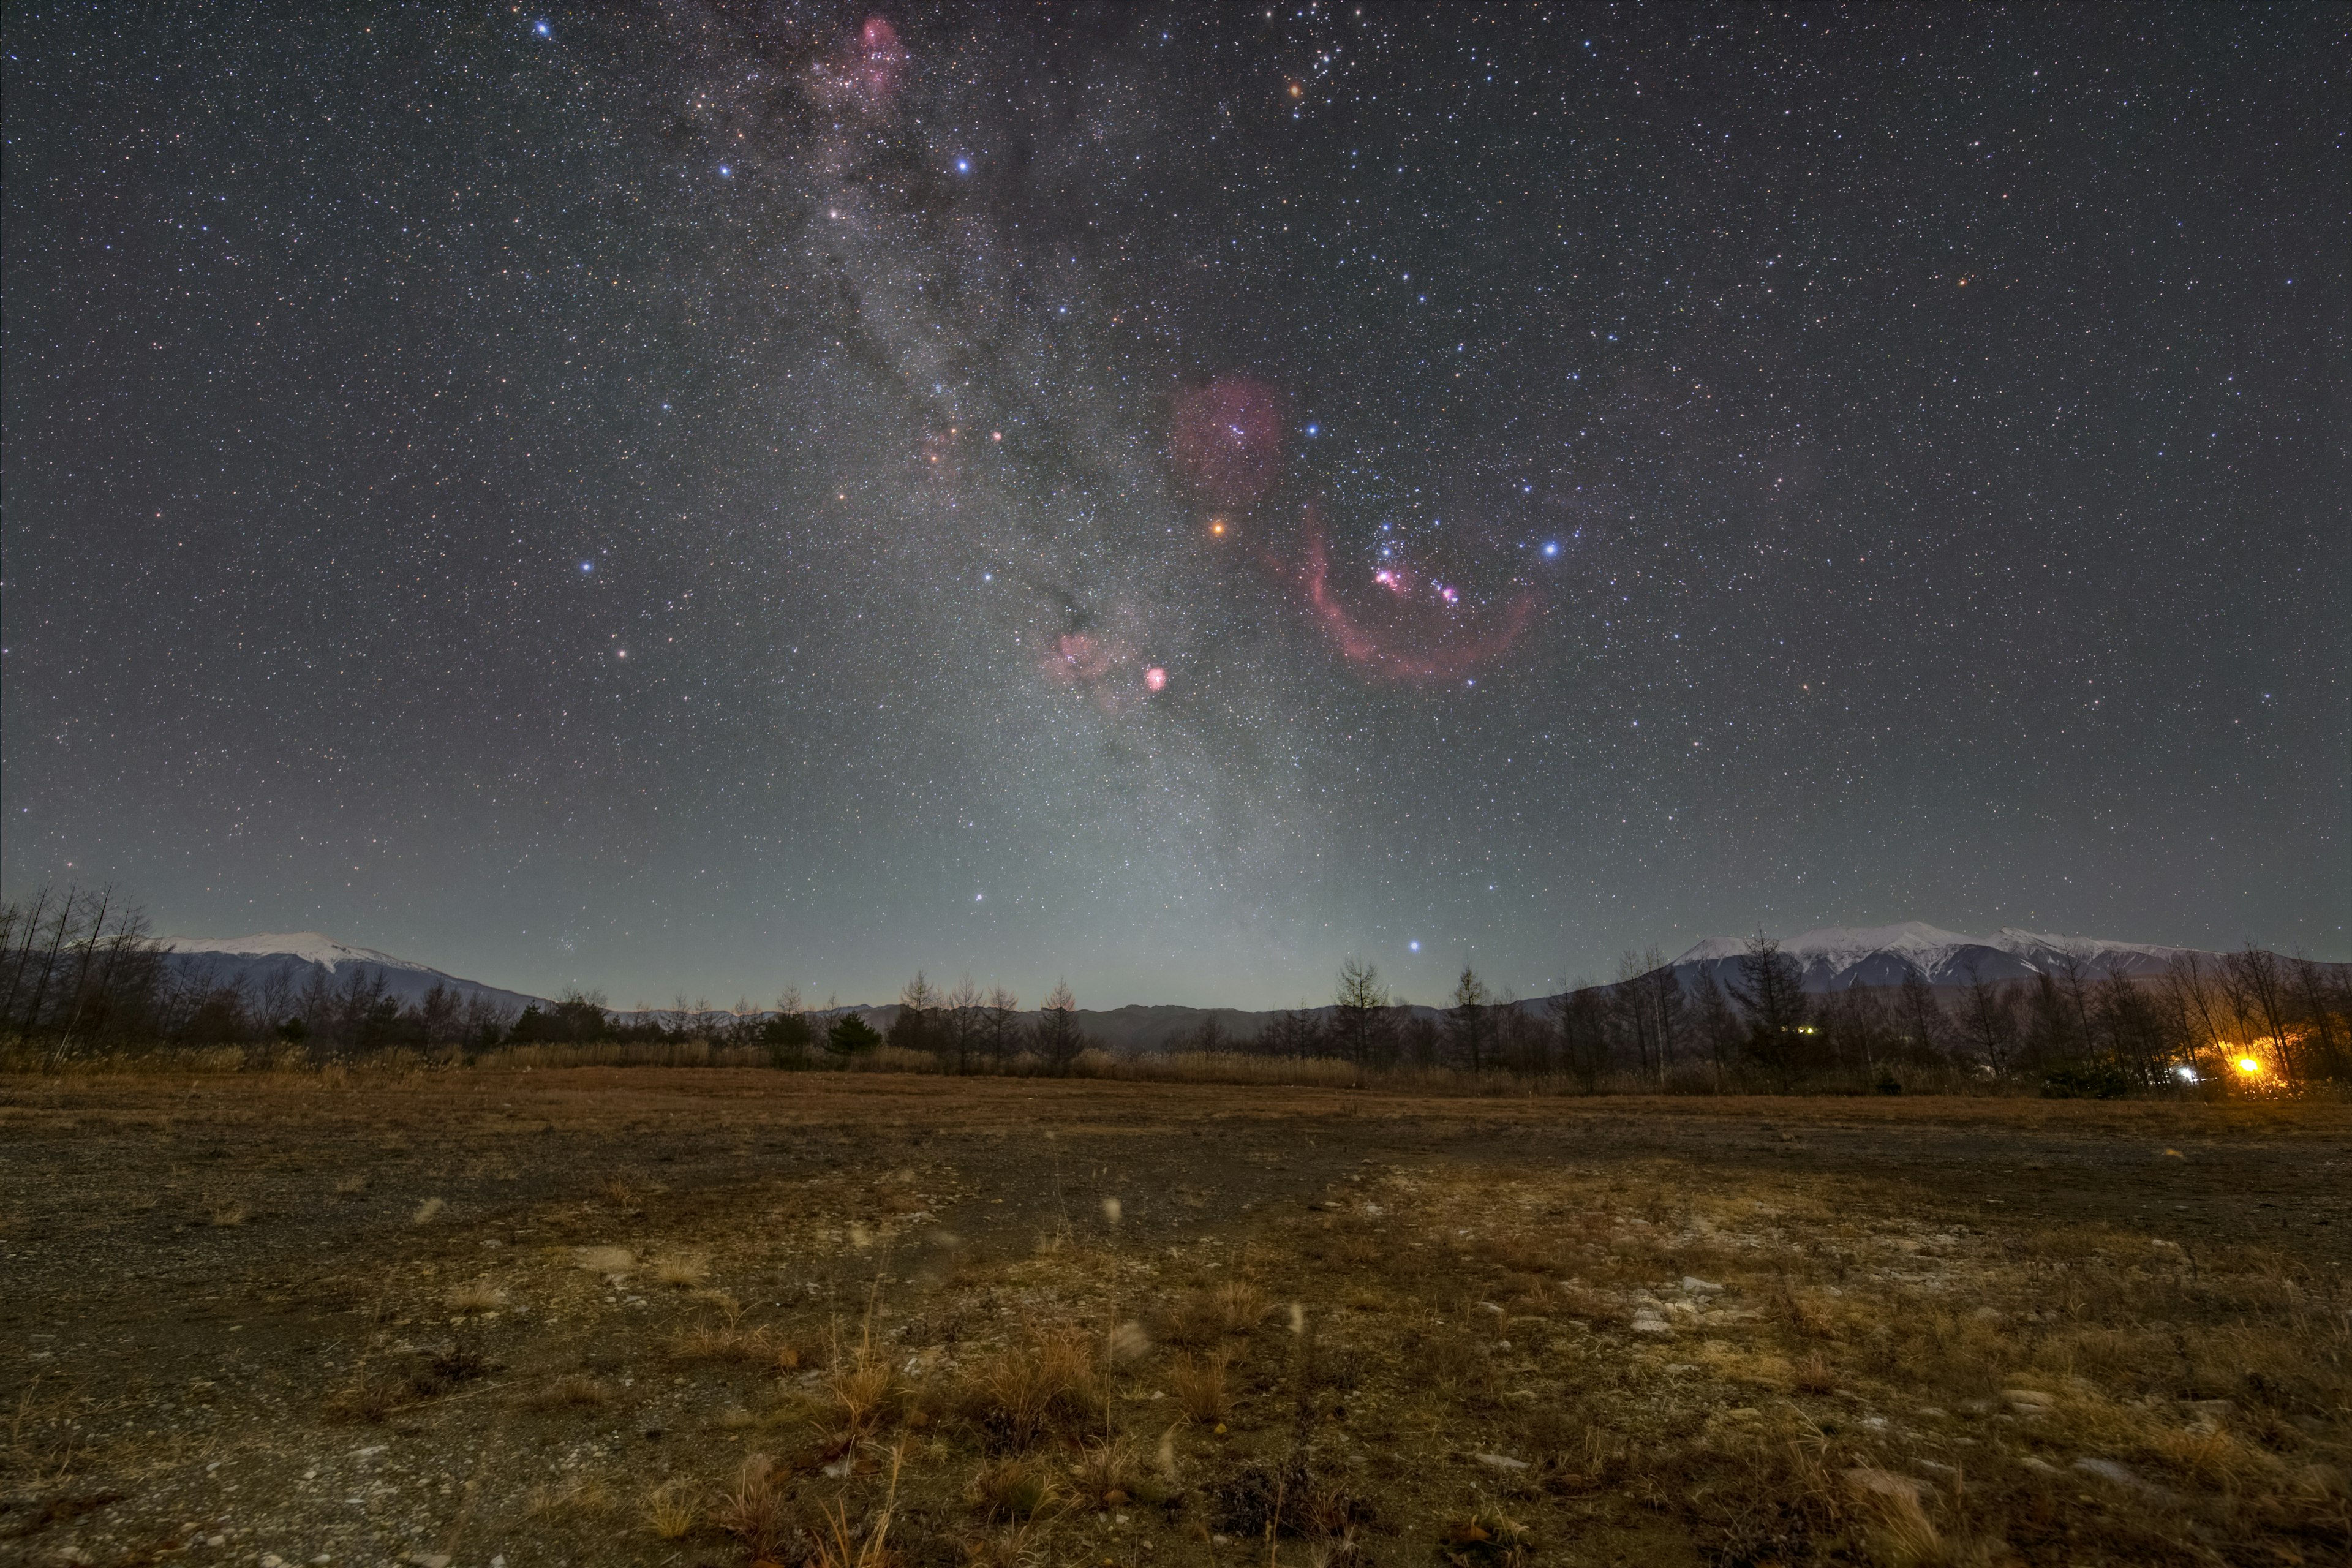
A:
[1668,923,2209,991]
[155,932,545,1012]
[158,932,431,972]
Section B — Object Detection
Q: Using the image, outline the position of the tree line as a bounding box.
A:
[4,887,2346,1093]
[1214,937,2351,1095]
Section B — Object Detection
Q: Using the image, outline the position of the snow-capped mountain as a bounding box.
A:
[155,932,546,1013]
[1667,921,2209,993]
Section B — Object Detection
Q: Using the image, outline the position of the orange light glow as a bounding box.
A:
[1208,518,1227,537]
[2234,1055,2263,1076]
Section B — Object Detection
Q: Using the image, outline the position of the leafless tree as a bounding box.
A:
[1959,965,2021,1076]
[940,974,985,1074]
[1688,967,1743,1075]
[1550,982,1612,1091]
[1893,970,1948,1063]
[984,986,1023,1066]
[1332,957,1393,1075]
[2223,945,2300,1084]
[2288,957,2349,1083]
[1035,979,1084,1075]
[419,983,464,1049]
[1729,933,1811,1087]
[1447,964,1493,1074]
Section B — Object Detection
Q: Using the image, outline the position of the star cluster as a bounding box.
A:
[2,6,2342,1005]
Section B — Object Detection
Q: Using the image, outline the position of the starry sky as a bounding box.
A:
[4,5,2344,1010]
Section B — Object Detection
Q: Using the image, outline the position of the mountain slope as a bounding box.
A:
[1667,922,2211,993]
[156,933,546,1014]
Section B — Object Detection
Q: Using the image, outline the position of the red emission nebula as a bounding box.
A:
[1294,504,1537,685]
[1173,375,1539,687]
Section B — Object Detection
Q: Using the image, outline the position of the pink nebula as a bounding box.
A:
[1144,666,1168,692]
[1039,631,1115,687]
[1293,505,1537,684]
[1170,376,1283,510]
[813,14,907,113]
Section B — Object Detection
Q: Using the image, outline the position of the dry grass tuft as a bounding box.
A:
[824,1319,900,1438]
[445,1278,506,1314]
[525,1475,614,1517]
[1167,1349,1232,1425]
[1439,1509,1532,1568]
[968,1455,1061,1521]
[521,1373,611,1410]
[963,1334,1099,1449]
[322,1374,409,1424]
[1212,1278,1270,1332]
[1842,1467,1945,1566]
[652,1250,710,1288]
[644,1477,698,1539]
[807,1445,903,1568]
[963,1522,1047,1568]
[676,1321,774,1363]
[1070,1433,1140,1506]
[715,1452,791,1560]
[573,1245,636,1276]
[1164,1279,1273,1344]
[208,1204,249,1227]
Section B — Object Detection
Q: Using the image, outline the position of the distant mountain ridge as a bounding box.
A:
[156,922,2317,1048]
[1666,922,2212,993]
[155,932,545,1014]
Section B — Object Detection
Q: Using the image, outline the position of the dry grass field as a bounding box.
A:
[2,1071,2348,1568]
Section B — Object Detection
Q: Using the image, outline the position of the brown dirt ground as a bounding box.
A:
[2,1072,2348,1568]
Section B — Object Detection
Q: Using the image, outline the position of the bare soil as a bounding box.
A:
[3,1072,2347,1567]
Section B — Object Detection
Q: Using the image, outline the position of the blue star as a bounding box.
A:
[534,18,551,37]
[578,561,594,575]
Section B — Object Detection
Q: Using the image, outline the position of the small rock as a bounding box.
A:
[1681,1276,1723,1294]
[1630,1311,1672,1335]
[2019,1455,2062,1476]
[1476,1452,1530,1472]
[2074,1457,2171,1499]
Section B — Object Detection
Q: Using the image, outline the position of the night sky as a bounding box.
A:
[4,6,2343,1010]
